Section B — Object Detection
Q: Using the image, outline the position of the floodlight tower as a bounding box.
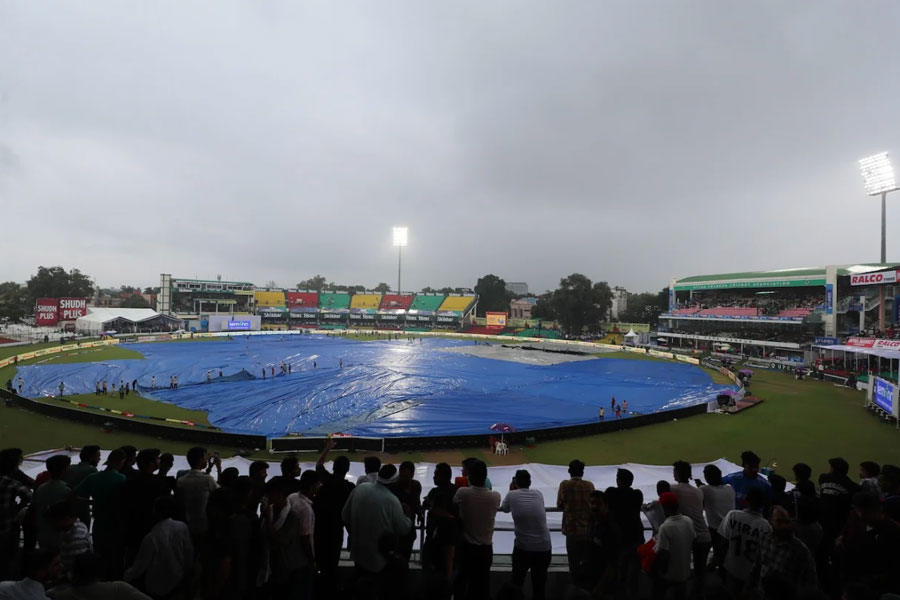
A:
[859,152,898,263]
[392,226,408,294]
[859,152,899,332]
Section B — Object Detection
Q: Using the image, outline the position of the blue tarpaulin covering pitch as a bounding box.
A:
[16,336,733,438]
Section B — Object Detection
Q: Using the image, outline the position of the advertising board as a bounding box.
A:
[486,312,508,328]
[847,338,900,350]
[850,270,899,286]
[35,298,59,326]
[227,320,252,331]
[873,377,896,415]
[59,298,87,321]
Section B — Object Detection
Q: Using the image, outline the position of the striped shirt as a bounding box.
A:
[60,520,92,578]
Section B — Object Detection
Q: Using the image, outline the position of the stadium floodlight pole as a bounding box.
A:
[392,226,408,294]
[859,152,899,263]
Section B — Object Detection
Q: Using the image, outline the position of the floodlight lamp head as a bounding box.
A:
[859,152,898,196]
[392,226,408,247]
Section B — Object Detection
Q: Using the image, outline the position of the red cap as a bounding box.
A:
[659,492,679,507]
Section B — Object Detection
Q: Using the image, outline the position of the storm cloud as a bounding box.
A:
[2,1,899,293]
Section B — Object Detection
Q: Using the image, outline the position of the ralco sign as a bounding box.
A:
[850,270,899,286]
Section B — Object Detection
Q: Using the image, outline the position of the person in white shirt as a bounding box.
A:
[654,492,696,599]
[671,461,712,592]
[500,470,551,600]
[124,496,194,599]
[0,549,60,600]
[285,471,321,600]
[453,460,501,600]
[699,464,736,572]
[641,480,671,537]
[175,447,219,538]
[341,464,411,598]
[717,486,772,597]
[356,456,381,486]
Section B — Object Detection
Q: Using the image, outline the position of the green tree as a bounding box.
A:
[420,286,436,293]
[297,275,327,291]
[121,294,151,309]
[550,273,611,337]
[25,266,94,302]
[619,287,669,326]
[474,274,511,317]
[373,282,392,293]
[531,295,557,321]
[0,282,28,321]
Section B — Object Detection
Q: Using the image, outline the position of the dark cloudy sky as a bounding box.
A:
[2,2,899,293]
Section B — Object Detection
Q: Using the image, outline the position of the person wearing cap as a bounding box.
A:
[722,451,771,510]
[453,459,501,600]
[500,469,551,600]
[717,486,772,597]
[837,491,900,596]
[653,491,696,599]
[72,449,127,578]
[341,464,411,595]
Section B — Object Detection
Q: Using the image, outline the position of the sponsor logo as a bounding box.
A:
[850,270,899,286]
[227,320,252,331]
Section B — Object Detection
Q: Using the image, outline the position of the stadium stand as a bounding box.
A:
[437,295,475,313]
[379,294,414,310]
[349,294,382,310]
[285,291,318,307]
[409,294,445,311]
[318,292,351,309]
[253,291,286,307]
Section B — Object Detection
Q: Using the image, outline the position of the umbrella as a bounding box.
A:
[489,422,516,442]
[739,369,753,375]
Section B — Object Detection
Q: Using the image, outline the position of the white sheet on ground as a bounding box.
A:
[22,450,742,554]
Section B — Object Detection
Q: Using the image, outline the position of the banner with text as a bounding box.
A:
[850,270,899,286]
[34,298,59,326]
[59,298,88,321]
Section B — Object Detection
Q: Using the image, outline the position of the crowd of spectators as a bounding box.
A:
[2,442,899,600]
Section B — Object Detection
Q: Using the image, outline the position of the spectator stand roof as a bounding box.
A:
[674,263,900,291]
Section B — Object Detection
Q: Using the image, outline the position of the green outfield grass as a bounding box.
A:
[2,338,898,476]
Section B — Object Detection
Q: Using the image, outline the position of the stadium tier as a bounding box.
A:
[409,294,445,311]
[285,291,318,307]
[437,295,475,313]
[380,294,414,310]
[349,293,382,309]
[318,292,351,309]
[253,290,286,307]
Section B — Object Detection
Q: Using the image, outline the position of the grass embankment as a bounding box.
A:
[1,343,212,447]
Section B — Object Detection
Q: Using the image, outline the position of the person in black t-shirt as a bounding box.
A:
[604,468,643,597]
[269,456,302,496]
[818,457,860,538]
[423,463,459,580]
[313,439,355,590]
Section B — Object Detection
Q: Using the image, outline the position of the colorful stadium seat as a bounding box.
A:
[437,296,475,313]
[350,294,382,310]
[409,295,445,311]
[380,294,414,310]
[253,291,286,307]
[285,292,318,307]
[318,292,351,309]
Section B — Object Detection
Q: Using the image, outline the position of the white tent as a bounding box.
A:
[624,328,639,339]
[75,307,181,334]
